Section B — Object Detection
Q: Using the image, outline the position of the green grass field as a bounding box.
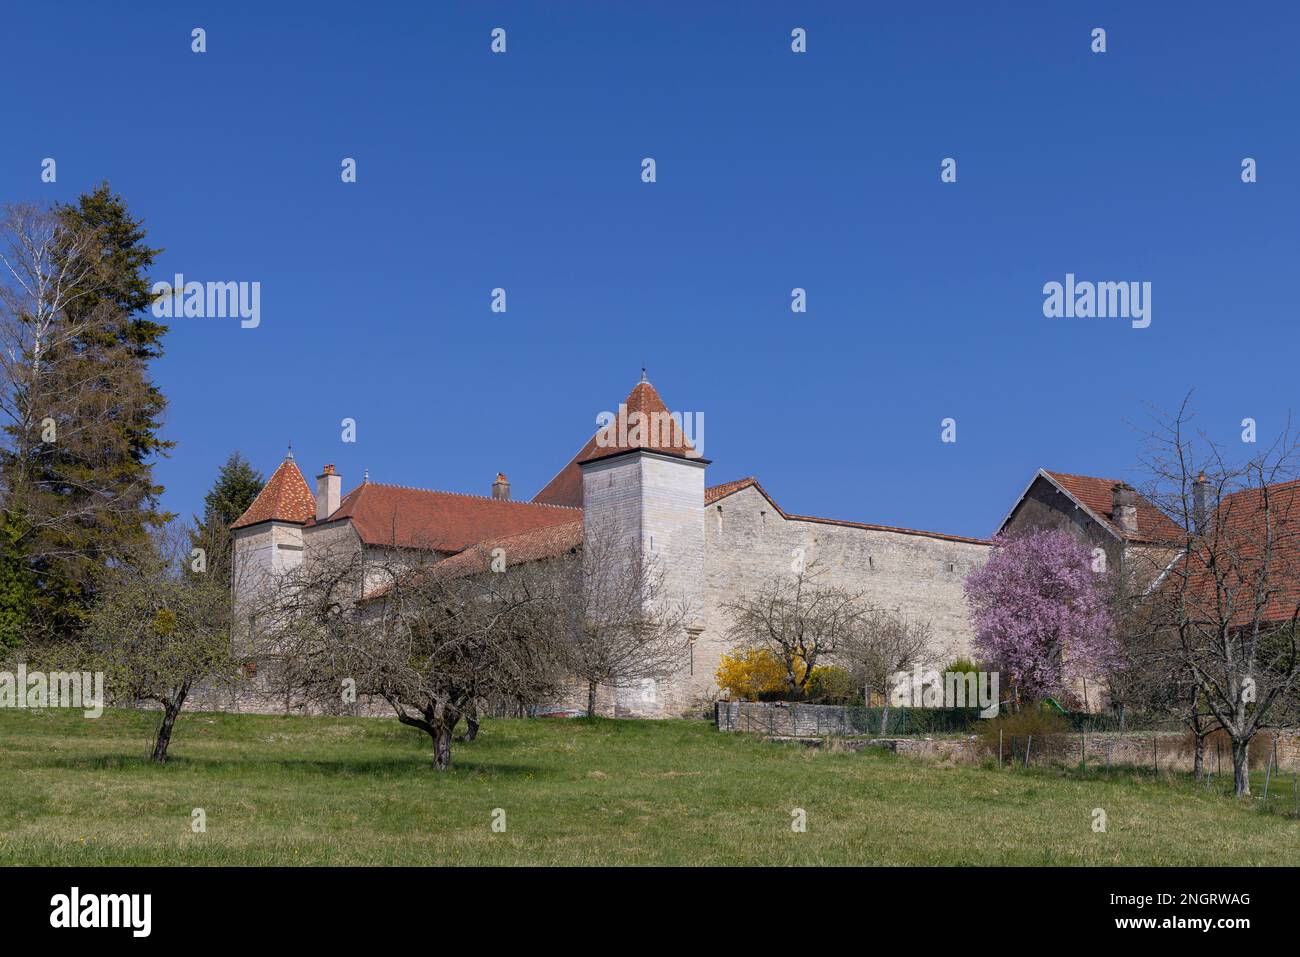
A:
[0,708,1295,865]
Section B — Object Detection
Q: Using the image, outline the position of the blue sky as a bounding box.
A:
[3,1,1296,539]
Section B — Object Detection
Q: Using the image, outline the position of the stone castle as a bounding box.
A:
[231,374,1176,716]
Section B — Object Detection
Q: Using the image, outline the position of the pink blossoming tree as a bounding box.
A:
[964,529,1115,707]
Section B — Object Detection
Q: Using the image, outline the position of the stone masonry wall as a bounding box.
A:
[582,451,707,718]
[697,485,990,706]
[717,702,1300,772]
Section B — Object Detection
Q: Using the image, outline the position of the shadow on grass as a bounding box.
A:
[36,752,546,778]
[984,756,1300,808]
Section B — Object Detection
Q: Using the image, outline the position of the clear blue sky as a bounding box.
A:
[3,2,1296,539]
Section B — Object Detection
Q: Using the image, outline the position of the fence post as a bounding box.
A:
[1152,736,1158,774]
[999,729,1003,768]
[1264,738,1276,801]
[1081,732,1086,771]
[1025,734,1033,769]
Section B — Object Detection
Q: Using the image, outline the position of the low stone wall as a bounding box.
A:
[715,700,867,736]
[720,701,1300,773]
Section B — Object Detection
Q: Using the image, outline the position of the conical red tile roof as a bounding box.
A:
[533,376,699,507]
[231,455,316,529]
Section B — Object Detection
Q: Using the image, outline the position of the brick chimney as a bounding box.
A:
[1192,471,1210,534]
[492,472,510,501]
[1112,482,1138,536]
[316,464,341,521]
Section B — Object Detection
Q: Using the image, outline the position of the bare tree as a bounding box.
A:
[724,562,871,697]
[1110,621,1218,777]
[264,543,571,771]
[839,609,935,734]
[1138,396,1300,795]
[565,526,690,716]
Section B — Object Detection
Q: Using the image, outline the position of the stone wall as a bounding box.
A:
[581,450,707,718]
[698,485,990,706]
[717,701,1300,772]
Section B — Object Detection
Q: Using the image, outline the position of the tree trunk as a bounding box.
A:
[879,700,891,736]
[463,711,479,742]
[433,723,454,771]
[1193,732,1205,781]
[1232,737,1251,797]
[151,696,185,764]
[587,680,598,717]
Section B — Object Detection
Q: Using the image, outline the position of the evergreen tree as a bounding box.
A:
[0,515,33,648]
[192,452,263,585]
[0,184,171,642]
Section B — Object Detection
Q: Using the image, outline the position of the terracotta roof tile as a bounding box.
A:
[325,482,579,551]
[533,377,699,507]
[1043,470,1183,543]
[231,456,316,529]
[1177,479,1300,626]
[431,519,583,578]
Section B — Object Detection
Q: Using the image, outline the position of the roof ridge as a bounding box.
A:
[357,481,581,510]
[784,512,990,546]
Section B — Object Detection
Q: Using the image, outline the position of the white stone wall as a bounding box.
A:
[581,451,707,717]
[694,485,990,706]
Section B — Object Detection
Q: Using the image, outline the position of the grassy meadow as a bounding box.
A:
[0,708,1295,866]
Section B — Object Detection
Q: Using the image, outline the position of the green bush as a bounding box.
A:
[805,666,854,704]
[976,703,1070,758]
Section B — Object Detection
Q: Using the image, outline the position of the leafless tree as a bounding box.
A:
[263,541,571,771]
[1109,619,1218,777]
[1137,396,1300,795]
[839,609,935,734]
[724,562,872,696]
[564,526,690,716]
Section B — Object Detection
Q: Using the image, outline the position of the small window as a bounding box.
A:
[946,562,956,573]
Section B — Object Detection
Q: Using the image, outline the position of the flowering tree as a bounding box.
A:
[964,529,1114,706]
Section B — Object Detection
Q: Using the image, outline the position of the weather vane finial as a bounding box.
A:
[286,441,294,460]
[640,365,647,384]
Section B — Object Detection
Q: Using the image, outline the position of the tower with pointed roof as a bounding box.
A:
[229,451,316,640]
[574,374,708,715]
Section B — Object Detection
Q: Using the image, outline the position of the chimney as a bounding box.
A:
[316,464,341,521]
[492,472,511,501]
[1192,471,1210,535]
[1112,482,1138,535]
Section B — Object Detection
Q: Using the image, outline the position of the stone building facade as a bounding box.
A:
[231,375,1174,718]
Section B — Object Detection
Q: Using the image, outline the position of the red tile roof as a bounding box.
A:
[705,476,762,505]
[430,519,583,578]
[230,456,316,529]
[1043,470,1183,544]
[533,377,699,507]
[324,482,579,551]
[1175,478,1300,626]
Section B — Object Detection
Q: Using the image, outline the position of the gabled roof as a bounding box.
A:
[705,476,990,545]
[533,376,699,507]
[1162,478,1300,626]
[999,469,1183,544]
[324,482,579,551]
[706,476,768,505]
[230,455,316,529]
[430,519,584,578]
